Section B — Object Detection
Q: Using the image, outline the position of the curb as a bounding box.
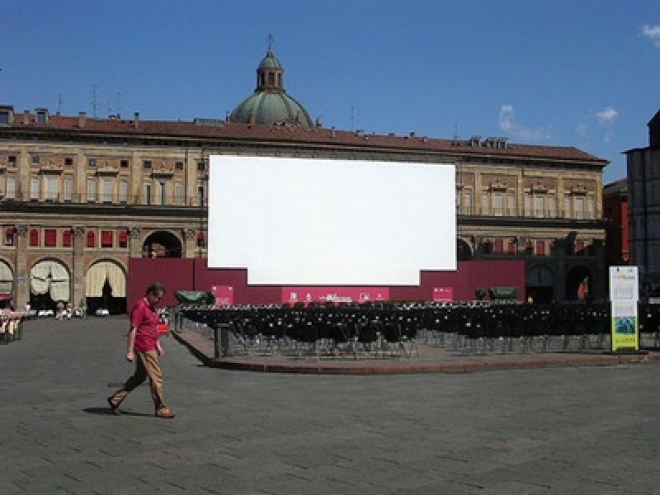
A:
[171,331,660,375]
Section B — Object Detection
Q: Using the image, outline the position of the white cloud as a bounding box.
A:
[642,24,660,47]
[595,107,618,124]
[498,104,551,142]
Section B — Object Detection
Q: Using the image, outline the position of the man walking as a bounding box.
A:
[107,282,175,419]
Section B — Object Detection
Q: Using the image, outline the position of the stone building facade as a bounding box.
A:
[0,47,607,312]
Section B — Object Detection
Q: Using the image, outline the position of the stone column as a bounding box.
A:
[13,224,29,309]
[182,228,196,258]
[128,226,143,258]
[72,226,86,308]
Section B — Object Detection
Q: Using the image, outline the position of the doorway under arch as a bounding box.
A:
[142,230,183,258]
[526,264,555,303]
[85,260,127,315]
[30,259,70,311]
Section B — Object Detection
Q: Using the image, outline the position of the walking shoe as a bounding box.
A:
[155,409,176,419]
[107,397,121,416]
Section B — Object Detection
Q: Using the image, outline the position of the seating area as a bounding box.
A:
[176,302,660,360]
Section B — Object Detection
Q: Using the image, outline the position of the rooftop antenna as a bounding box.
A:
[90,84,99,118]
[453,121,460,141]
[57,94,64,115]
[116,92,122,117]
[350,106,355,131]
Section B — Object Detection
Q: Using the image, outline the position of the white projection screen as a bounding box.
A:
[208,155,456,285]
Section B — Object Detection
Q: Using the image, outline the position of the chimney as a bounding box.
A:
[134,112,140,129]
[79,112,86,128]
[23,110,30,125]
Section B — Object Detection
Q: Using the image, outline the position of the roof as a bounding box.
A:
[0,111,607,166]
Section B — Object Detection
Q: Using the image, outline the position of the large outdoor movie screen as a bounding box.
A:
[208,155,456,285]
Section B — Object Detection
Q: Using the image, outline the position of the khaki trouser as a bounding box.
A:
[109,350,168,413]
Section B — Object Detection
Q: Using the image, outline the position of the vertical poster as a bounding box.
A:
[609,266,639,352]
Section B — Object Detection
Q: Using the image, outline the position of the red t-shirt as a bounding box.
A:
[130,297,159,352]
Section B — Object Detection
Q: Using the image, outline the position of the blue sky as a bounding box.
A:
[2,0,659,183]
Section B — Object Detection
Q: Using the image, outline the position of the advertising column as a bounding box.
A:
[609,266,639,352]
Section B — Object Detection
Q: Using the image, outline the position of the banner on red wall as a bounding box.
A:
[211,285,234,307]
[282,287,390,305]
[433,287,454,302]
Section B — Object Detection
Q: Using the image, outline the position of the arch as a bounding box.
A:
[30,259,70,304]
[457,238,472,261]
[0,259,13,296]
[85,259,127,298]
[566,265,592,302]
[85,259,128,315]
[526,264,555,303]
[142,230,183,258]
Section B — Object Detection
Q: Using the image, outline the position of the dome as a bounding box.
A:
[231,92,313,127]
[258,47,282,70]
[229,46,313,128]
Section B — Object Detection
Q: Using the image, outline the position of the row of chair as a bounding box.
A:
[178,302,660,358]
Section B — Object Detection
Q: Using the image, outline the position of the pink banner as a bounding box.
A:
[211,285,234,307]
[282,287,390,305]
[433,287,454,302]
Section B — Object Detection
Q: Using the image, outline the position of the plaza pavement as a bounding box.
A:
[1,315,660,494]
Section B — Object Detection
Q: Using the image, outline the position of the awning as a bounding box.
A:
[489,286,518,300]
[174,290,215,305]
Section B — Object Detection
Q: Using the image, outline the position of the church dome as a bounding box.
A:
[229,46,313,128]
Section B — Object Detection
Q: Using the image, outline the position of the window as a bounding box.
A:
[65,157,73,166]
[535,240,545,256]
[507,195,516,216]
[87,179,96,202]
[101,230,113,248]
[462,192,472,215]
[62,230,72,247]
[175,161,184,171]
[197,231,206,248]
[120,160,129,168]
[0,110,10,125]
[548,197,556,218]
[157,181,166,205]
[587,198,595,220]
[36,110,47,124]
[197,160,205,172]
[174,183,184,204]
[44,229,57,247]
[119,231,128,248]
[494,239,504,254]
[507,239,517,255]
[86,230,95,248]
[119,181,128,203]
[534,196,545,218]
[101,178,114,203]
[575,240,585,256]
[493,193,503,217]
[197,184,205,206]
[88,158,96,167]
[29,229,39,247]
[481,194,489,215]
[564,197,571,218]
[574,197,584,220]
[143,160,152,170]
[143,183,151,205]
[45,176,59,201]
[5,228,14,246]
[63,178,72,201]
[30,177,40,200]
[6,178,15,199]
[8,155,17,166]
[31,155,40,166]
